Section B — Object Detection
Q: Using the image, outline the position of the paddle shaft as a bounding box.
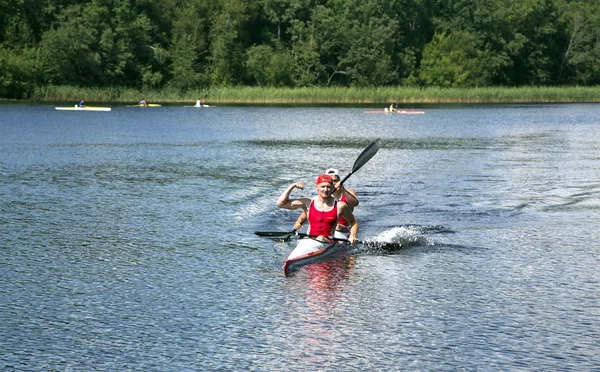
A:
[254,230,361,243]
[295,232,362,244]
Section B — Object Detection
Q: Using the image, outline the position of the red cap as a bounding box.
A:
[316,174,333,185]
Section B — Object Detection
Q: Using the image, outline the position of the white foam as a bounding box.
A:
[367,226,432,247]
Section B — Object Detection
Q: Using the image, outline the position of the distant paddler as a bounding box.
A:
[139,98,148,107]
[78,99,85,108]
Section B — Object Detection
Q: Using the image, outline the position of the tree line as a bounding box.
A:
[1,0,598,99]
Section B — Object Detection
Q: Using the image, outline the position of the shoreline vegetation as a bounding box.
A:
[6,85,600,105]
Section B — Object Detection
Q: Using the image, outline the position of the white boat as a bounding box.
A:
[283,232,349,276]
[363,109,424,115]
[184,105,212,107]
[55,106,111,112]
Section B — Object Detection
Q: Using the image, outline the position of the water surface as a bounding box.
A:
[1,103,599,370]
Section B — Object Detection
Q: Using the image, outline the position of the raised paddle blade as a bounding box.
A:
[334,139,380,190]
[351,139,380,174]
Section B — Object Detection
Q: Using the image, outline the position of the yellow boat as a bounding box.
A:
[126,103,161,107]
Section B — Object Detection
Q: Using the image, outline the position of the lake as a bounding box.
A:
[1,103,599,370]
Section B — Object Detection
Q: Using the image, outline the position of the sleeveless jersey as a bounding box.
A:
[307,199,339,237]
[337,194,350,229]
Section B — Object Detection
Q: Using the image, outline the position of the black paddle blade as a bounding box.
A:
[351,139,380,173]
[336,140,380,188]
[254,231,294,237]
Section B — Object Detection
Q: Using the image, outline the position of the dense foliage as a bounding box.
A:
[1,0,598,98]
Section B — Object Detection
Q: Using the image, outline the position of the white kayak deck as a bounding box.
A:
[283,232,350,276]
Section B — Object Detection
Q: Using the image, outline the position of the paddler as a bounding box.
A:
[277,174,359,245]
[139,98,147,107]
[78,99,85,108]
[194,99,202,107]
[293,168,358,238]
[389,103,396,114]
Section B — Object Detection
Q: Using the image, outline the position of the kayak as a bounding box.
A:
[126,104,161,107]
[184,105,212,107]
[283,232,349,276]
[55,106,111,112]
[364,109,424,115]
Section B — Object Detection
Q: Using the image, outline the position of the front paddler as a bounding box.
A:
[293,168,358,239]
[276,174,359,245]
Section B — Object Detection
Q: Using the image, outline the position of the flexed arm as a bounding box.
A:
[277,182,309,211]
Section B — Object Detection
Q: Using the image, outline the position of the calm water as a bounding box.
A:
[1,103,599,370]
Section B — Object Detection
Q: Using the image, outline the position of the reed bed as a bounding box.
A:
[31,85,600,105]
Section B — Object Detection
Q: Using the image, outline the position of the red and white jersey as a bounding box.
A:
[307,199,339,237]
[337,194,350,228]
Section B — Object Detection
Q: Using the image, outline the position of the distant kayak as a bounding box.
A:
[364,109,425,115]
[126,104,161,107]
[55,106,111,112]
[184,105,212,108]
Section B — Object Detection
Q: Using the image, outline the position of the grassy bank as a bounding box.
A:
[30,85,600,105]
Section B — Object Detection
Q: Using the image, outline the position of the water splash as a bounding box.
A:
[357,225,440,254]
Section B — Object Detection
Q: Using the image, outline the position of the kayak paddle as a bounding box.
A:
[329,139,380,196]
[294,232,364,244]
[255,231,363,244]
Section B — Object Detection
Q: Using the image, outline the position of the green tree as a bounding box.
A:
[246,45,295,86]
[166,0,212,89]
[288,0,403,86]
[0,46,38,98]
[419,31,493,87]
[106,0,162,88]
[245,45,272,86]
[429,0,563,86]
[208,0,260,85]
[557,0,600,85]
[288,18,325,86]
[38,3,105,86]
[38,0,166,88]
[501,0,563,85]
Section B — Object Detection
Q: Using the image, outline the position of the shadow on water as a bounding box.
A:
[241,137,500,151]
[241,138,379,150]
[241,134,571,153]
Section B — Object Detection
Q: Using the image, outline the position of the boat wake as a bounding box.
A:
[355,225,450,254]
